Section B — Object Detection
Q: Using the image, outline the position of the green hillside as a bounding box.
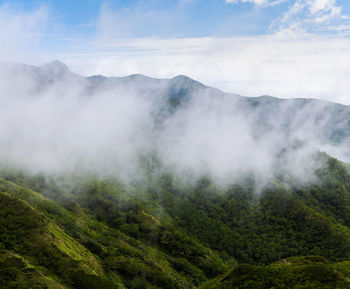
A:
[201,256,350,289]
[2,154,350,288]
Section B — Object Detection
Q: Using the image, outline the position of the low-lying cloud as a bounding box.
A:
[0,62,343,190]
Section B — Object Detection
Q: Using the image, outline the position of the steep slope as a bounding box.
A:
[0,251,66,289]
[0,176,231,288]
[0,189,113,288]
[142,154,350,265]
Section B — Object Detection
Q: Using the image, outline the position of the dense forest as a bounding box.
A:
[2,153,350,288]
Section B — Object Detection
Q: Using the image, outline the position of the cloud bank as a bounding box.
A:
[0,62,342,189]
[0,2,348,191]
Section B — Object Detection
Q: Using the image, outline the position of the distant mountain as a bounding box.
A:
[3,60,349,148]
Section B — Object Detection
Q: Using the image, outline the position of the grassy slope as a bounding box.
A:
[0,177,229,288]
[0,189,114,289]
[0,251,67,289]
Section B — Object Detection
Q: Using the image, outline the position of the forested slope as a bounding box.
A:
[2,154,350,288]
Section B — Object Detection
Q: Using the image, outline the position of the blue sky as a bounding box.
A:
[2,0,350,42]
[1,0,350,103]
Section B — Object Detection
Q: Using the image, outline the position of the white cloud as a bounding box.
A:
[310,0,339,15]
[0,59,331,186]
[0,3,49,62]
[57,34,350,105]
[272,0,345,32]
[226,0,347,33]
[225,0,287,6]
[0,1,349,187]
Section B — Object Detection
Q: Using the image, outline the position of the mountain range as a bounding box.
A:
[5,60,350,146]
[1,61,350,288]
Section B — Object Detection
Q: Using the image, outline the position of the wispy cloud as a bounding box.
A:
[225,0,287,6]
[95,2,175,39]
[56,33,350,105]
[0,3,49,61]
[271,0,347,33]
[226,0,349,34]
[77,23,95,28]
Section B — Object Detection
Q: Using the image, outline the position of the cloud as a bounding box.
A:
[95,2,181,39]
[271,0,345,32]
[0,1,348,189]
[0,3,49,62]
[226,0,348,33]
[225,0,287,6]
[309,0,341,15]
[0,62,331,188]
[59,34,350,105]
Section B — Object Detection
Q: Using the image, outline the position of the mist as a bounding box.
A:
[0,61,346,190]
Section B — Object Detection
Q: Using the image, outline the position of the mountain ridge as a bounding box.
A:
[3,60,350,108]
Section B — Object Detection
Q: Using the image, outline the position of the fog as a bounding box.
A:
[0,61,346,189]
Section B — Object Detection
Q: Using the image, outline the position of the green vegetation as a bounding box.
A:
[0,176,229,288]
[201,256,350,289]
[2,155,350,287]
[0,252,66,289]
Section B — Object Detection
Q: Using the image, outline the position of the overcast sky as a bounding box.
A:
[1,0,350,103]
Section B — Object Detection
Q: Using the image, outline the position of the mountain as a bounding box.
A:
[1,61,350,288]
[4,60,349,146]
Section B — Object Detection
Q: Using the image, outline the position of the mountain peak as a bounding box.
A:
[41,60,70,77]
[170,74,205,88]
[173,74,192,80]
[172,75,198,83]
